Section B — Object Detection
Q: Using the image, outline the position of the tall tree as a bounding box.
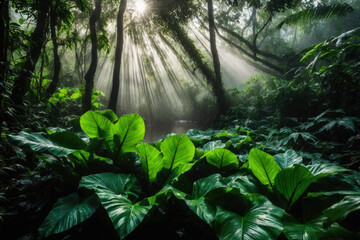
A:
[45,1,61,99]
[108,0,127,112]
[10,0,51,106]
[207,0,227,114]
[83,0,102,113]
[0,0,9,88]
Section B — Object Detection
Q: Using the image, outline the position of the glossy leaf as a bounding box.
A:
[184,174,227,224]
[80,111,113,142]
[273,149,303,169]
[283,214,357,240]
[38,193,99,238]
[113,114,145,153]
[8,131,74,157]
[275,164,315,208]
[48,131,87,150]
[249,149,281,189]
[205,148,239,170]
[79,173,141,199]
[97,192,152,239]
[136,142,163,182]
[161,135,195,171]
[214,194,284,240]
[323,194,360,226]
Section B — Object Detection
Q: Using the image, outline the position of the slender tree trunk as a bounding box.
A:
[83,0,102,113]
[208,0,227,114]
[252,7,257,58]
[108,0,127,112]
[0,0,10,129]
[0,0,9,89]
[10,0,51,106]
[46,4,61,99]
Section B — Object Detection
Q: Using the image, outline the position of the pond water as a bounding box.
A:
[144,119,211,142]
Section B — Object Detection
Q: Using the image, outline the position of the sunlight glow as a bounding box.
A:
[135,0,147,15]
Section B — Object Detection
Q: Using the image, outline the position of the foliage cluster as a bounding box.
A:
[2,105,360,239]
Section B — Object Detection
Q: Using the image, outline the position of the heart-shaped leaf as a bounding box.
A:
[249,149,281,190]
[79,173,141,199]
[205,148,239,170]
[136,142,163,182]
[275,164,315,209]
[161,135,195,171]
[113,113,145,153]
[8,131,74,157]
[38,193,99,238]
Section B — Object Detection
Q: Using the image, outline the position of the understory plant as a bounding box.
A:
[6,109,360,239]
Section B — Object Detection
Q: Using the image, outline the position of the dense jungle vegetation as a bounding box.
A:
[1,0,360,239]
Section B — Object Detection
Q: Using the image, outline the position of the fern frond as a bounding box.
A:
[277,3,354,29]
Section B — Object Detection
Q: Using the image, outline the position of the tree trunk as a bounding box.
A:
[10,0,50,106]
[208,0,227,114]
[83,0,102,113]
[108,0,127,112]
[0,0,9,90]
[0,0,9,129]
[46,4,61,99]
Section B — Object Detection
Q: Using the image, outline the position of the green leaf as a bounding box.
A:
[249,149,281,190]
[273,149,303,169]
[48,131,87,150]
[184,174,227,224]
[38,193,99,238]
[283,214,358,240]
[192,174,226,199]
[113,114,145,153]
[161,135,195,171]
[205,148,239,170]
[96,109,118,123]
[79,173,141,199]
[80,111,113,143]
[8,131,74,157]
[96,192,152,240]
[214,194,284,240]
[307,163,349,178]
[323,194,360,226]
[224,173,259,194]
[136,142,163,182]
[275,164,315,209]
[200,140,226,151]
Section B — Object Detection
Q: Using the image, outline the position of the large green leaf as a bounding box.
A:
[113,114,145,153]
[205,148,239,170]
[323,194,360,226]
[273,149,303,169]
[283,214,358,240]
[306,163,349,178]
[214,194,284,240]
[96,192,152,240]
[80,111,113,143]
[275,164,315,209]
[224,173,259,194]
[48,131,87,150]
[8,131,74,157]
[136,142,163,182]
[161,135,195,171]
[96,109,118,123]
[79,173,141,199]
[184,174,227,224]
[200,140,226,151]
[249,149,281,190]
[38,193,99,238]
